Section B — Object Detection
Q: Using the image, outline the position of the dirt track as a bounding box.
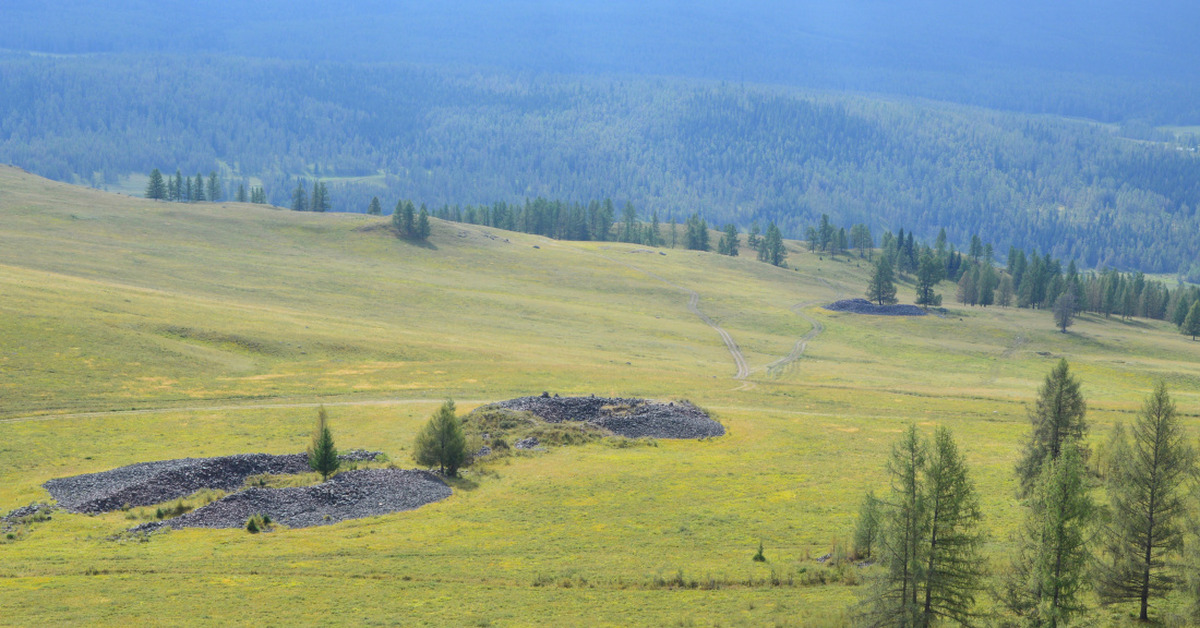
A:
[763,301,826,374]
[563,245,751,381]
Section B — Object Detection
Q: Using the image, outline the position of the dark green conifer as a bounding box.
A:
[307,406,340,481]
[145,168,167,200]
[867,257,898,305]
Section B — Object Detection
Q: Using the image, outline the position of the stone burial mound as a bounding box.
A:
[44,450,382,514]
[824,298,929,316]
[483,395,724,439]
[132,469,450,532]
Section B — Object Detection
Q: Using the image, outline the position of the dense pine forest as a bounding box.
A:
[3,53,1200,274]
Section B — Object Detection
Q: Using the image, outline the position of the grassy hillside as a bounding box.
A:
[2,166,1199,625]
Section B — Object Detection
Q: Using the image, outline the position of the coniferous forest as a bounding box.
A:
[3,53,1200,275]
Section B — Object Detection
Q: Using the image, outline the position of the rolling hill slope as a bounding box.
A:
[3,167,1200,624]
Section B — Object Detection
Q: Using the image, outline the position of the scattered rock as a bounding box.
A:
[130,469,450,532]
[513,437,541,450]
[45,451,382,514]
[475,445,493,457]
[2,503,55,533]
[816,553,833,563]
[483,395,724,439]
[824,298,929,317]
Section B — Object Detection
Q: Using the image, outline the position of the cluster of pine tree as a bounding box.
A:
[145,168,232,203]
[428,197,617,241]
[390,199,431,241]
[806,214,874,260]
[290,179,331,212]
[854,424,985,626]
[234,183,268,204]
[854,361,1200,624]
[427,196,793,268]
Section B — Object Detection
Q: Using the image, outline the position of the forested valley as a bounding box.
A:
[3,53,1200,274]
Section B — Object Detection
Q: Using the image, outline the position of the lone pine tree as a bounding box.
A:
[145,168,166,200]
[307,406,340,481]
[867,257,898,306]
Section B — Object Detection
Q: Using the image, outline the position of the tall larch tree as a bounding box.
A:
[1099,383,1196,621]
[919,427,985,626]
[1015,359,1087,497]
[1002,444,1095,627]
[863,424,928,627]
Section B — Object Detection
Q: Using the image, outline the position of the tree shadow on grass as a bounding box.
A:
[443,475,479,492]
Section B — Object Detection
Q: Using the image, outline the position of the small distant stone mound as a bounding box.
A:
[484,395,723,439]
[824,298,928,317]
[44,451,381,514]
[132,469,449,531]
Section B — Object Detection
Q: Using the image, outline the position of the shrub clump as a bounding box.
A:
[245,513,273,533]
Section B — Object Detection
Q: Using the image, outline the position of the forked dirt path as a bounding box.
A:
[762,301,825,375]
[554,244,751,382]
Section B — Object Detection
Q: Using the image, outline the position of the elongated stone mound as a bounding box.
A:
[44,451,381,513]
[483,395,723,439]
[131,469,450,531]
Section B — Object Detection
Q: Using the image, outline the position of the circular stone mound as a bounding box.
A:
[824,298,929,316]
[484,395,724,439]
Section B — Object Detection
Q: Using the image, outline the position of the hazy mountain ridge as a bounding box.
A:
[3,54,1198,273]
[5,0,1200,123]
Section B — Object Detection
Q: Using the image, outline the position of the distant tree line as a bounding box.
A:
[813,213,1200,335]
[416,196,789,267]
[144,168,246,204]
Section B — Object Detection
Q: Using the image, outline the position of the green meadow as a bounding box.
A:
[2,166,1198,625]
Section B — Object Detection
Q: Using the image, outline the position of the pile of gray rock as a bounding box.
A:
[44,450,382,514]
[486,395,724,439]
[131,469,450,531]
[824,298,929,316]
